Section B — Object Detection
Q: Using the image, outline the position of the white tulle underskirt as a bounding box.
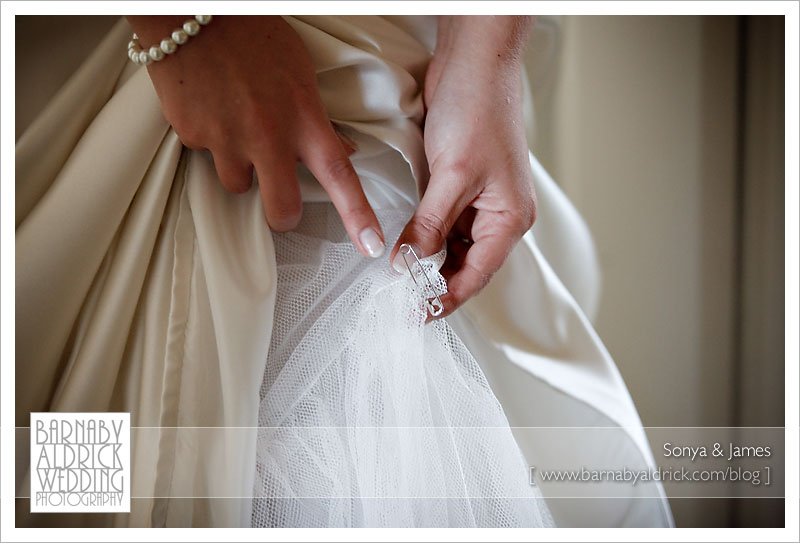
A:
[251,203,555,527]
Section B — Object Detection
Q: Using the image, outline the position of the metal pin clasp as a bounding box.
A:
[399,243,444,317]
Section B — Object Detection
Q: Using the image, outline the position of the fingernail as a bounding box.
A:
[392,252,406,274]
[391,243,421,274]
[359,227,385,258]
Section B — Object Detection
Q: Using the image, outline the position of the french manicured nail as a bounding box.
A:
[391,243,420,274]
[359,227,385,258]
[392,252,406,274]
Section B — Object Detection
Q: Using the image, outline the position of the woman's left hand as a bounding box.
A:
[391,16,536,319]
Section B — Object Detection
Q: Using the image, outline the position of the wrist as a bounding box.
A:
[126,15,216,66]
[126,16,190,46]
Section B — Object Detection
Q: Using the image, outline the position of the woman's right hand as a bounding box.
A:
[126,15,386,258]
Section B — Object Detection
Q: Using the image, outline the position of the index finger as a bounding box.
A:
[299,121,385,258]
[434,214,521,319]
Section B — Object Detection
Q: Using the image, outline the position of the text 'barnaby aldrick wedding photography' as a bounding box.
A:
[30,413,130,513]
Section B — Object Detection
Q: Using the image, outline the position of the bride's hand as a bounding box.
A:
[127,15,386,258]
[391,16,536,318]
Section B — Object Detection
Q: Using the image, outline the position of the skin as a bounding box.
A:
[127,15,536,318]
[399,15,536,319]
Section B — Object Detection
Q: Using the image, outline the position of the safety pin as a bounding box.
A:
[399,243,444,317]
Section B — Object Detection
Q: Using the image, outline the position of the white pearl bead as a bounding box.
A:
[149,46,165,61]
[128,17,213,65]
[183,20,200,36]
[160,38,177,54]
[171,29,188,44]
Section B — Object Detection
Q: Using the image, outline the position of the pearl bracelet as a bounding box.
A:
[128,15,213,65]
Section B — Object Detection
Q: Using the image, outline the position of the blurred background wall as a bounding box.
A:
[524,15,785,528]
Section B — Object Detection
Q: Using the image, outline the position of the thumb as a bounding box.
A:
[390,174,473,273]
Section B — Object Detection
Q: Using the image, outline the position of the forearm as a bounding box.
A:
[435,16,534,66]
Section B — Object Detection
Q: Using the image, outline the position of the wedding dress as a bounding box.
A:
[252,203,554,527]
[15,15,673,528]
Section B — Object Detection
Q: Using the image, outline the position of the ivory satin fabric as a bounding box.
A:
[15,16,673,527]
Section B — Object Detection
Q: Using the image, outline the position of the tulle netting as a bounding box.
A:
[251,202,555,527]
